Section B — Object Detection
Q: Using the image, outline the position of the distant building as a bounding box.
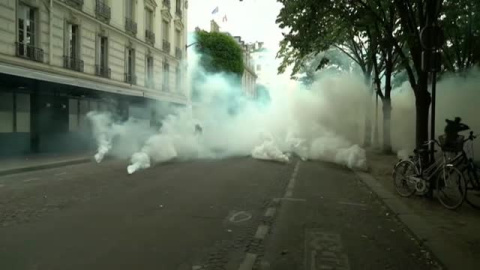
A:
[251,44,279,90]
[0,0,188,156]
[233,36,258,99]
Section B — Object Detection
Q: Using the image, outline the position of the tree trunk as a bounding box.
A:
[382,99,393,154]
[383,50,394,154]
[363,74,373,147]
[373,91,379,147]
[415,74,431,149]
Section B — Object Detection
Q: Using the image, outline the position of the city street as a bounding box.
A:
[0,158,438,270]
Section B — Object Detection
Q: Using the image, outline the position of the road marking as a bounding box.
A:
[254,225,270,239]
[23,178,39,182]
[338,201,368,207]
[305,230,350,270]
[264,207,276,217]
[192,266,202,270]
[284,161,300,198]
[228,211,252,223]
[54,172,67,176]
[236,163,300,270]
[275,197,307,202]
[238,253,257,270]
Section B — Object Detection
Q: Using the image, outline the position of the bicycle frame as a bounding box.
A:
[415,141,464,183]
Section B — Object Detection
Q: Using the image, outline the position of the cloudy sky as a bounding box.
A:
[187,0,284,50]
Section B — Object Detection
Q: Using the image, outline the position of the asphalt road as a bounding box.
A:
[0,158,439,270]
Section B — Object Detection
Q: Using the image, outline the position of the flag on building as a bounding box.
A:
[212,7,219,14]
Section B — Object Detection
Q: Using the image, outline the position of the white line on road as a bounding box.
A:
[23,178,40,182]
[238,253,258,270]
[284,161,300,198]
[254,225,270,239]
[54,172,67,176]
[338,201,368,207]
[274,197,307,202]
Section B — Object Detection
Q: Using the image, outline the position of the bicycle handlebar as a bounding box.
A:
[423,139,441,147]
[464,131,478,142]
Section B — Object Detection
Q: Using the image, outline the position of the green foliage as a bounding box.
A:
[441,0,480,73]
[195,31,245,76]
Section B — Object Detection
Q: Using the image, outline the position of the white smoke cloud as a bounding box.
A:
[88,49,371,173]
[376,69,480,158]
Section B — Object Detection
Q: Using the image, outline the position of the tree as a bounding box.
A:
[276,0,397,151]
[277,0,472,151]
[195,31,244,76]
[441,0,480,73]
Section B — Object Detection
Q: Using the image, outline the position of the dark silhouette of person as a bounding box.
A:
[443,117,470,151]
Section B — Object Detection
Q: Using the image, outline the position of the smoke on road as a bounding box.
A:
[88,50,373,174]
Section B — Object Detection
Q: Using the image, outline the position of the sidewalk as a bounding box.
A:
[0,153,93,176]
[358,150,480,270]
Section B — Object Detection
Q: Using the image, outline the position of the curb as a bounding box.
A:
[354,171,477,270]
[0,158,92,177]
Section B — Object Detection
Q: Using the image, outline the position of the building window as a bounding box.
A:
[175,66,181,92]
[66,0,84,9]
[162,21,170,53]
[175,29,181,48]
[163,61,169,91]
[95,0,111,22]
[146,56,154,88]
[175,30,182,58]
[175,0,182,16]
[125,0,137,35]
[145,8,155,44]
[64,23,84,72]
[96,36,110,78]
[16,4,43,62]
[125,47,136,84]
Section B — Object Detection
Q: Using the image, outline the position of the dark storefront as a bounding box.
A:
[0,73,132,157]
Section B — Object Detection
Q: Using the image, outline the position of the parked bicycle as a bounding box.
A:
[456,132,480,209]
[393,138,466,209]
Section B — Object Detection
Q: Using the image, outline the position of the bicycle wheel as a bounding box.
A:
[436,166,467,210]
[393,160,417,197]
[466,189,480,209]
[465,168,480,209]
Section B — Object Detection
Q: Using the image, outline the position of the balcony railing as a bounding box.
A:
[65,0,84,9]
[163,40,171,53]
[125,73,137,85]
[63,56,84,72]
[145,30,155,45]
[95,0,111,22]
[163,0,171,7]
[15,42,44,62]
[175,47,182,59]
[95,65,111,78]
[125,17,137,35]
